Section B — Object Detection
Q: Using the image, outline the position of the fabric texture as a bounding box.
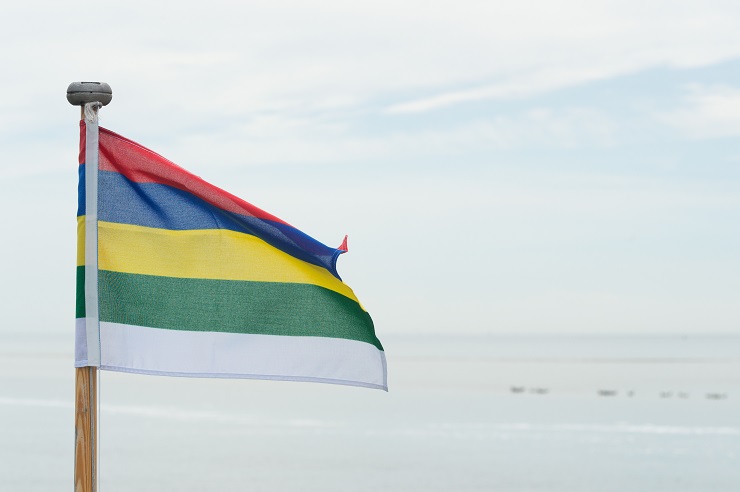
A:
[75,123,386,391]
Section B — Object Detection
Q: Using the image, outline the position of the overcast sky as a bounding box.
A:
[1,1,739,336]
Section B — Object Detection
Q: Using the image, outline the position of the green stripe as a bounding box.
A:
[76,266,85,318]
[94,269,382,350]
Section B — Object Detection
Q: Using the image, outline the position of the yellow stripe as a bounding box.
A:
[77,216,86,266]
[80,219,361,304]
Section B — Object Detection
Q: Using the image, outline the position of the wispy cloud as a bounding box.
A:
[656,84,740,139]
[385,65,630,114]
[145,106,618,171]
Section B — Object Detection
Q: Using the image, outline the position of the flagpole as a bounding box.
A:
[67,82,112,492]
[74,366,97,492]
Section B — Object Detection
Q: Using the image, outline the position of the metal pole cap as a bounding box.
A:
[66,81,112,106]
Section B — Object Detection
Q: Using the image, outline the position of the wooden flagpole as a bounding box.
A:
[74,367,97,492]
[67,82,113,492]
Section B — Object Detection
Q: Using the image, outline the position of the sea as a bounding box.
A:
[1,332,738,491]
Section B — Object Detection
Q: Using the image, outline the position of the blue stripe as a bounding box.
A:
[95,169,342,278]
[77,164,86,217]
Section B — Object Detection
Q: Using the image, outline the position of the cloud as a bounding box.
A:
[133,106,617,175]
[656,85,740,139]
[4,1,740,120]
[385,65,636,114]
[380,3,740,113]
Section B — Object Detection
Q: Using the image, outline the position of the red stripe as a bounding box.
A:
[78,121,86,165]
[94,125,289,225]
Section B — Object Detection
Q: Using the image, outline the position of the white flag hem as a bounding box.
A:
[80,321,387,391]
[99,365,387,391]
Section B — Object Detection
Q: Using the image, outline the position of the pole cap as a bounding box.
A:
[66,81,112,106]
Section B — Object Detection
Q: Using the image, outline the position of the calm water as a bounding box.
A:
[1,333,738,491]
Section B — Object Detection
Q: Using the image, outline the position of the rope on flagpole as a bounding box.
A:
[84,101,103,123]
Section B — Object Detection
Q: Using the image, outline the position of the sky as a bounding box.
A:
[0,1,739,336]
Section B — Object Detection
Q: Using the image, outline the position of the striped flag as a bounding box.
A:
[75,122,387,391]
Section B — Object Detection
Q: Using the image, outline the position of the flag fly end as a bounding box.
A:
[338,235,348,252]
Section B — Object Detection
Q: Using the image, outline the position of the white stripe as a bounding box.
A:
[98,322,388,391]
[75,317,88,366]
[84,111,101,366]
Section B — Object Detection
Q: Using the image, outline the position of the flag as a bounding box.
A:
[75,122,387,391]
